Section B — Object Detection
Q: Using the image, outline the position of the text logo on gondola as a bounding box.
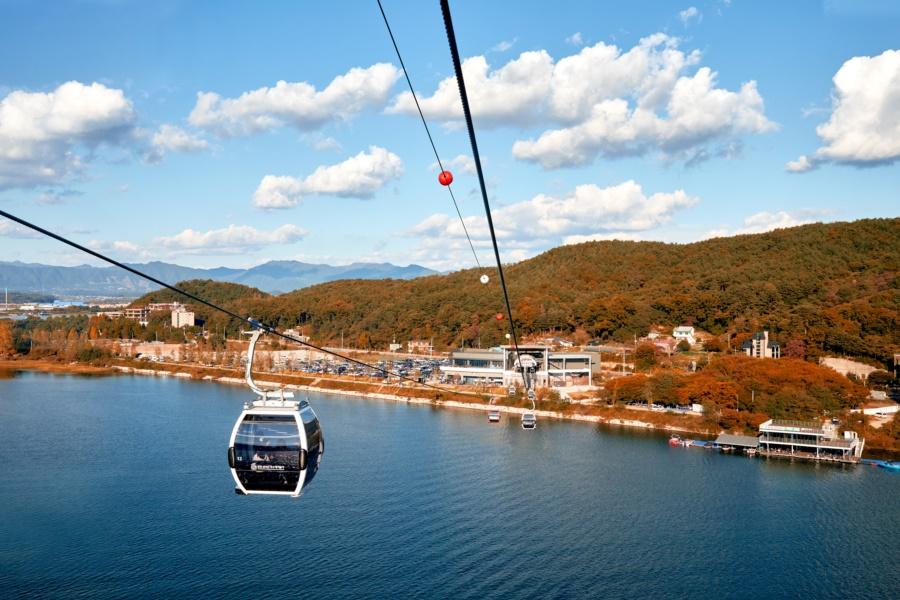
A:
[251,464,285,471]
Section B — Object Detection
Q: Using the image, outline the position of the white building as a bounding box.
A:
[281,329,310,343]
[672,326,696,345]
[758,419,864,463]
[441,345,592,388]
[408,340,433,354]
[171,309,195,328]
[742,331,780,358]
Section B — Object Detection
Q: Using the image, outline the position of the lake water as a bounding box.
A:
[0,371,897,599]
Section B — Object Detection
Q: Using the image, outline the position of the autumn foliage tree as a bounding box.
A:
[0,321,14,356]
[605,355,869,433]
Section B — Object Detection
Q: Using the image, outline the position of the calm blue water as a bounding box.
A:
[0,371,897,599]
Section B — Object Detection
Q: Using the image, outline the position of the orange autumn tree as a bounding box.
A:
[0,321,14,356]
[604,354,869,432]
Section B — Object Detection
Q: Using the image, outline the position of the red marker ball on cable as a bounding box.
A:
[495,313,504,321]
[438,170,453,186]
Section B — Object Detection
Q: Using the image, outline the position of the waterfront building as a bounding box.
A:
[441,345,592,387]
[742,330,780,358]
[758,419,864,462]
[672,326,696,345]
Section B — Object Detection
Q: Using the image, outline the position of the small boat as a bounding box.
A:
[488,410,501,423]
[878,461,900,471]
[521,413,536,430]
[668,435,682,447]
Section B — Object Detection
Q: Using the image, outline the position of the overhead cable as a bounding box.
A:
[438,0,531,398]
[376,0,483,270]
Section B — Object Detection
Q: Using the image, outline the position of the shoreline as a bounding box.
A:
[0,358,703,436]
[4,359,898,458]
[107,365,701,435]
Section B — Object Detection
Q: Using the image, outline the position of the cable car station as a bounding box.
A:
[440,345,593,388]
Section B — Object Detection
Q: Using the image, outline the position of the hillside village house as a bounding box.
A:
[672,326,696,345]
[742,331,781,358]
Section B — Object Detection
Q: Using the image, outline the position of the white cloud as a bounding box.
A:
[389,34,773,167]
[35,189,82,205]
[430,154,476,175]
[313,136,342,152]
[189,63,400,137]
[152,124,209,153]
[491,38,517,53]
[410,180,698,242]
[0,81,136,189]
[86,239,150,259]
[702,210,824,239]
[799,49,900,167]
[143,124,209,163]
[514,66,774,168]
[565,32,584,46]
[785,154,816,173]
[253,146,404,209]
[0,218,42,239]
[388,51,555,126]
[679,7,702,26]
[158,224,307,252]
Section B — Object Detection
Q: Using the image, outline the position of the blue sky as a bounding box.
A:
[0,0,898,270]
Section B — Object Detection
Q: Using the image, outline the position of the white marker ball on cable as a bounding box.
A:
[480,274,489,284]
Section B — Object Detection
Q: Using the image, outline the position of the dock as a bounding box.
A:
[714,433,759,455]
[709,421,867,465]
[757,419,864,464]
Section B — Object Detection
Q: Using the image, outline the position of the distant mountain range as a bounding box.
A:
[0,260,436,297]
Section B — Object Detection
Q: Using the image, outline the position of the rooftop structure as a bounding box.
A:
[714,433,760,449]
[742,331,780,359]
[758,419,864,463]
[441,345,592,388]
[149,302,184,312]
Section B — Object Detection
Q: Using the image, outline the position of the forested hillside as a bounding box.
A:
[134,219,899,366]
